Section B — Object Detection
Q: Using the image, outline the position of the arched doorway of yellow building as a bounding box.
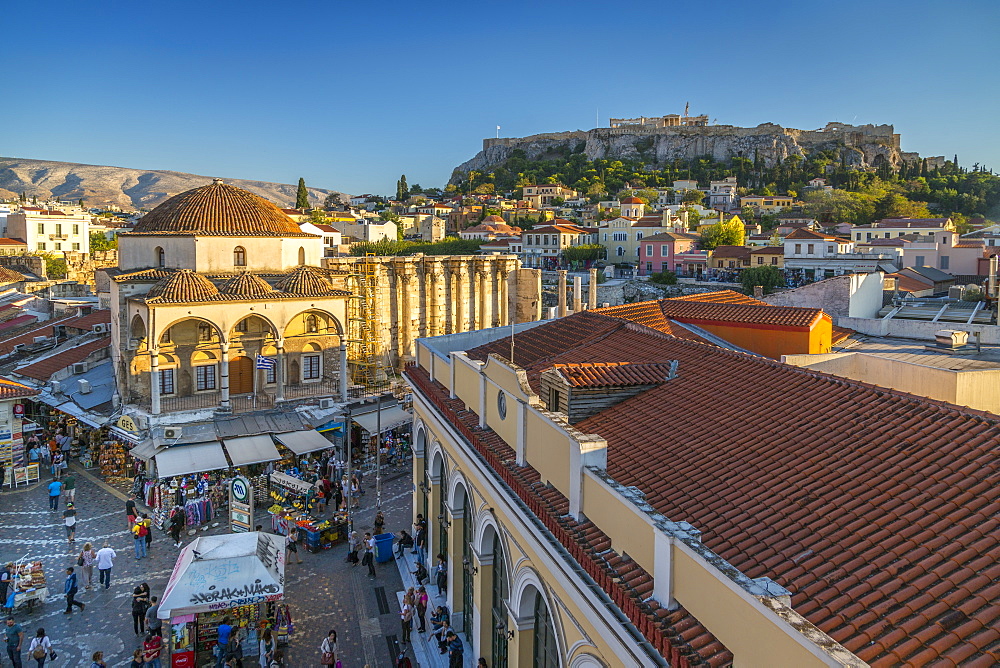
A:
[229,355,254,394]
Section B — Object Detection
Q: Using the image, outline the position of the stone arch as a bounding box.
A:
[302,341,322,353]
[129,314,147,346]
[191,350,219,363]
[282,308,345,337]
[429,442,446,482]
[447,470,471,511]
[230,313,280,339]
[158,316,227,345]
[568,653,605,668]
[413,422,427,457]
[298,247,306,265]
[512,571,564,666]
[155,246,165,268]
[474,511,505,558]
[234,245,246,267]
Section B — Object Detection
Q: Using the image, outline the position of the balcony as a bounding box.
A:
[146,378,343,415]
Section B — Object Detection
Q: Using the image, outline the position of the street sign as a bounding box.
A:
[229,475,254,533]
[12,404,23,417]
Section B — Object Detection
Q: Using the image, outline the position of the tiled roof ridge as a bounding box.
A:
[404,365,732,667]
[15,336,110,381]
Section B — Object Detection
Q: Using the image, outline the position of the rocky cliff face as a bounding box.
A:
[0,157,347,210]
[452,122,917,180]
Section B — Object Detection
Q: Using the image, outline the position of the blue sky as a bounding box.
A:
[7,0,999,196]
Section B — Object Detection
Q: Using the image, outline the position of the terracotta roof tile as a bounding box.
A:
[0,266,26,284]
[709,245,751,259]
[62,310,112,330]
[666,290,767,306]
[0,315,38,332]
[274,265,336,296]
[15,336,110,381]
[218,272,277,298]
[553,361,677,387]
[0,377,39,400]
[0,318,75,356]
[131,180,316,237]
[146,269,220,302]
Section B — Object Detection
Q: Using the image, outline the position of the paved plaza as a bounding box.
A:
[0,464,414,667]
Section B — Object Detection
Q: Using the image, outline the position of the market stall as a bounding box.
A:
[267,471,347,552]
[158,532,290,667]
[9,560,48,611]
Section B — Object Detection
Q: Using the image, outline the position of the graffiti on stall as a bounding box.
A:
[188,579,280,605]
[207,593,283,611]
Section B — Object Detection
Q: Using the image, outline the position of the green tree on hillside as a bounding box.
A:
[396,175,409,201]
[699,216,745,249]
[295,178,309,209]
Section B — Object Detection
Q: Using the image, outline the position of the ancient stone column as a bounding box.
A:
[339,342,348,401]
[398,268,414,360]
[425,265,440,337]
[453,264,466,333]
[499,268,510,326]
[589,267,598,309]
[573,275,582,313]
[558,270,568,318]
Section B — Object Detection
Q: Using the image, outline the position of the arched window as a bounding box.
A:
[491,533,509,668]
[533,593,559,668]
[234,246,246,266]
[461,492,473,637]
[298,247,306,265]
[305,314,319,333]
[155,247,165,268]
[616,246,625,257]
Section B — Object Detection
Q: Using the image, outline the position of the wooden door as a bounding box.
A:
[229,356,254,394]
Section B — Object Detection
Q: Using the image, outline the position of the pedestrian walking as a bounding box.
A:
[446,631,464,668]
[50,453,63,480]
[362,532,376,577]
[318,629,336,666]
[214,616,233,668]
[142,632,163,668]
[46,479,62,511]
[5,617,23,668]
[400,594,414,645]
[95,542,116,589]
[373,510,385,536]
[169,506,184,547]
[63,503,77,543]
[416,586,428,633]
[145,596,162,637]
[435,554,448,595]
[132,520,148,559]
[259,627,276,667]
[345,531,360,565]
[62,567,85,615]
[0,563,13,614]
[90,650,106,668]
[61,473,75,503]
[131,585,150,634]
[0,462,5,492]
[27,628,52,668]
[78,543,96,589]
[140,513,153,552]
[285,526,302,565]
[126,497,137,527]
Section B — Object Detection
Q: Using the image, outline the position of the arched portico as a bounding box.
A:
[512,571,564,668]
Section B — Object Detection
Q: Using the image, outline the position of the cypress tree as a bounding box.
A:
[920,158,928,178]
[396,175,409,202]
[295,178,309,209]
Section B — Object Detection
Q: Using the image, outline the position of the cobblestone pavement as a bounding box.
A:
[0,464,414,668]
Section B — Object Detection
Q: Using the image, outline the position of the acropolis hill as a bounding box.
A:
[451,119,943,179]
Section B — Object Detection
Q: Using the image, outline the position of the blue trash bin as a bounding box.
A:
[374,532,395,563]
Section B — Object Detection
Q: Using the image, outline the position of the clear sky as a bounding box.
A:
[7,0,999,196]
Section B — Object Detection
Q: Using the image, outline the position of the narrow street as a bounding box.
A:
[0,464,413,667]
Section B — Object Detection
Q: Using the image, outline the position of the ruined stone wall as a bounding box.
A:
[322,254,533,364]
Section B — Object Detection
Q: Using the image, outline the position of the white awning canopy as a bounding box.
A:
[352,406,411,434]
[158,532,285,619]
[222,435,281,467]
[273,430,333,455]
[129,440,163,463]
[154,442,229,479]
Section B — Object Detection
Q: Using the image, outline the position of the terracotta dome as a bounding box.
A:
[482,215,506,223]
[132,180,312,237]
[146,269,220,302]
[219,272,276,298]
[620,196,644,204]
[275,266,334,296]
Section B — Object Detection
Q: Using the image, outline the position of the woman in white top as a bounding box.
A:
[28,627,52,667]
[258,627,275,667]
[319,629,337,665]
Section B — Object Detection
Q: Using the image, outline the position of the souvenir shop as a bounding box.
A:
[267,470,348,552]
[350,403,413,472]
[157,532,292,667]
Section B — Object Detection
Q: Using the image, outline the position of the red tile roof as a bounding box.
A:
[0,318,74,356]
[666,290,766,305]
[0,238,27,246]
[553,361,677,387]
[62,310,112,330]
[785,228,850,242]
[885,272,933,293]
[749,246,784,255]
[594,298,824,330]
[0,377,38,400]
[455,308,1000,665]
[0,266,26,284]
[0,314,38,332]
[709,245,751,259]
[16,336,110,381]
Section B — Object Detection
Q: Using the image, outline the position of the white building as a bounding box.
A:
[707,177,738,209]
[784,228,897,278]
[6,206,91,255]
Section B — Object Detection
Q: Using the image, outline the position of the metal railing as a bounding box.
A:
[159,392,221,413]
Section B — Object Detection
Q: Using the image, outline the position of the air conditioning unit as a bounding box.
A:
[135,415,149,430]
[77,379,92,394]
[164,427,183,440]
[92,324,107,334]
[51,380,62,394]
[319,398,335,410]
[33,336,47,344]
[73,363,87,375]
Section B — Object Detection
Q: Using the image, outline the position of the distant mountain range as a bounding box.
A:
[0,157,347,210]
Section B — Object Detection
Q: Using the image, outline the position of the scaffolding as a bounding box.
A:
[346,254,394,395]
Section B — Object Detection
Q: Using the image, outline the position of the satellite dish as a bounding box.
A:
[966,284,979,290]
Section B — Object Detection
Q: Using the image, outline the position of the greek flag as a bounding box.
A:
[255,355,276,370]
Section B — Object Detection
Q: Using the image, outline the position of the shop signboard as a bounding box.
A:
[13,467,27,485]
[229,475,253,533]
[12,404,23,417]
[269,471,313,495]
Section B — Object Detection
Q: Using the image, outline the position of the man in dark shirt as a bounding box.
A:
[63,567,85,614]
[5,616,23,668]
[126,498,137,526]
